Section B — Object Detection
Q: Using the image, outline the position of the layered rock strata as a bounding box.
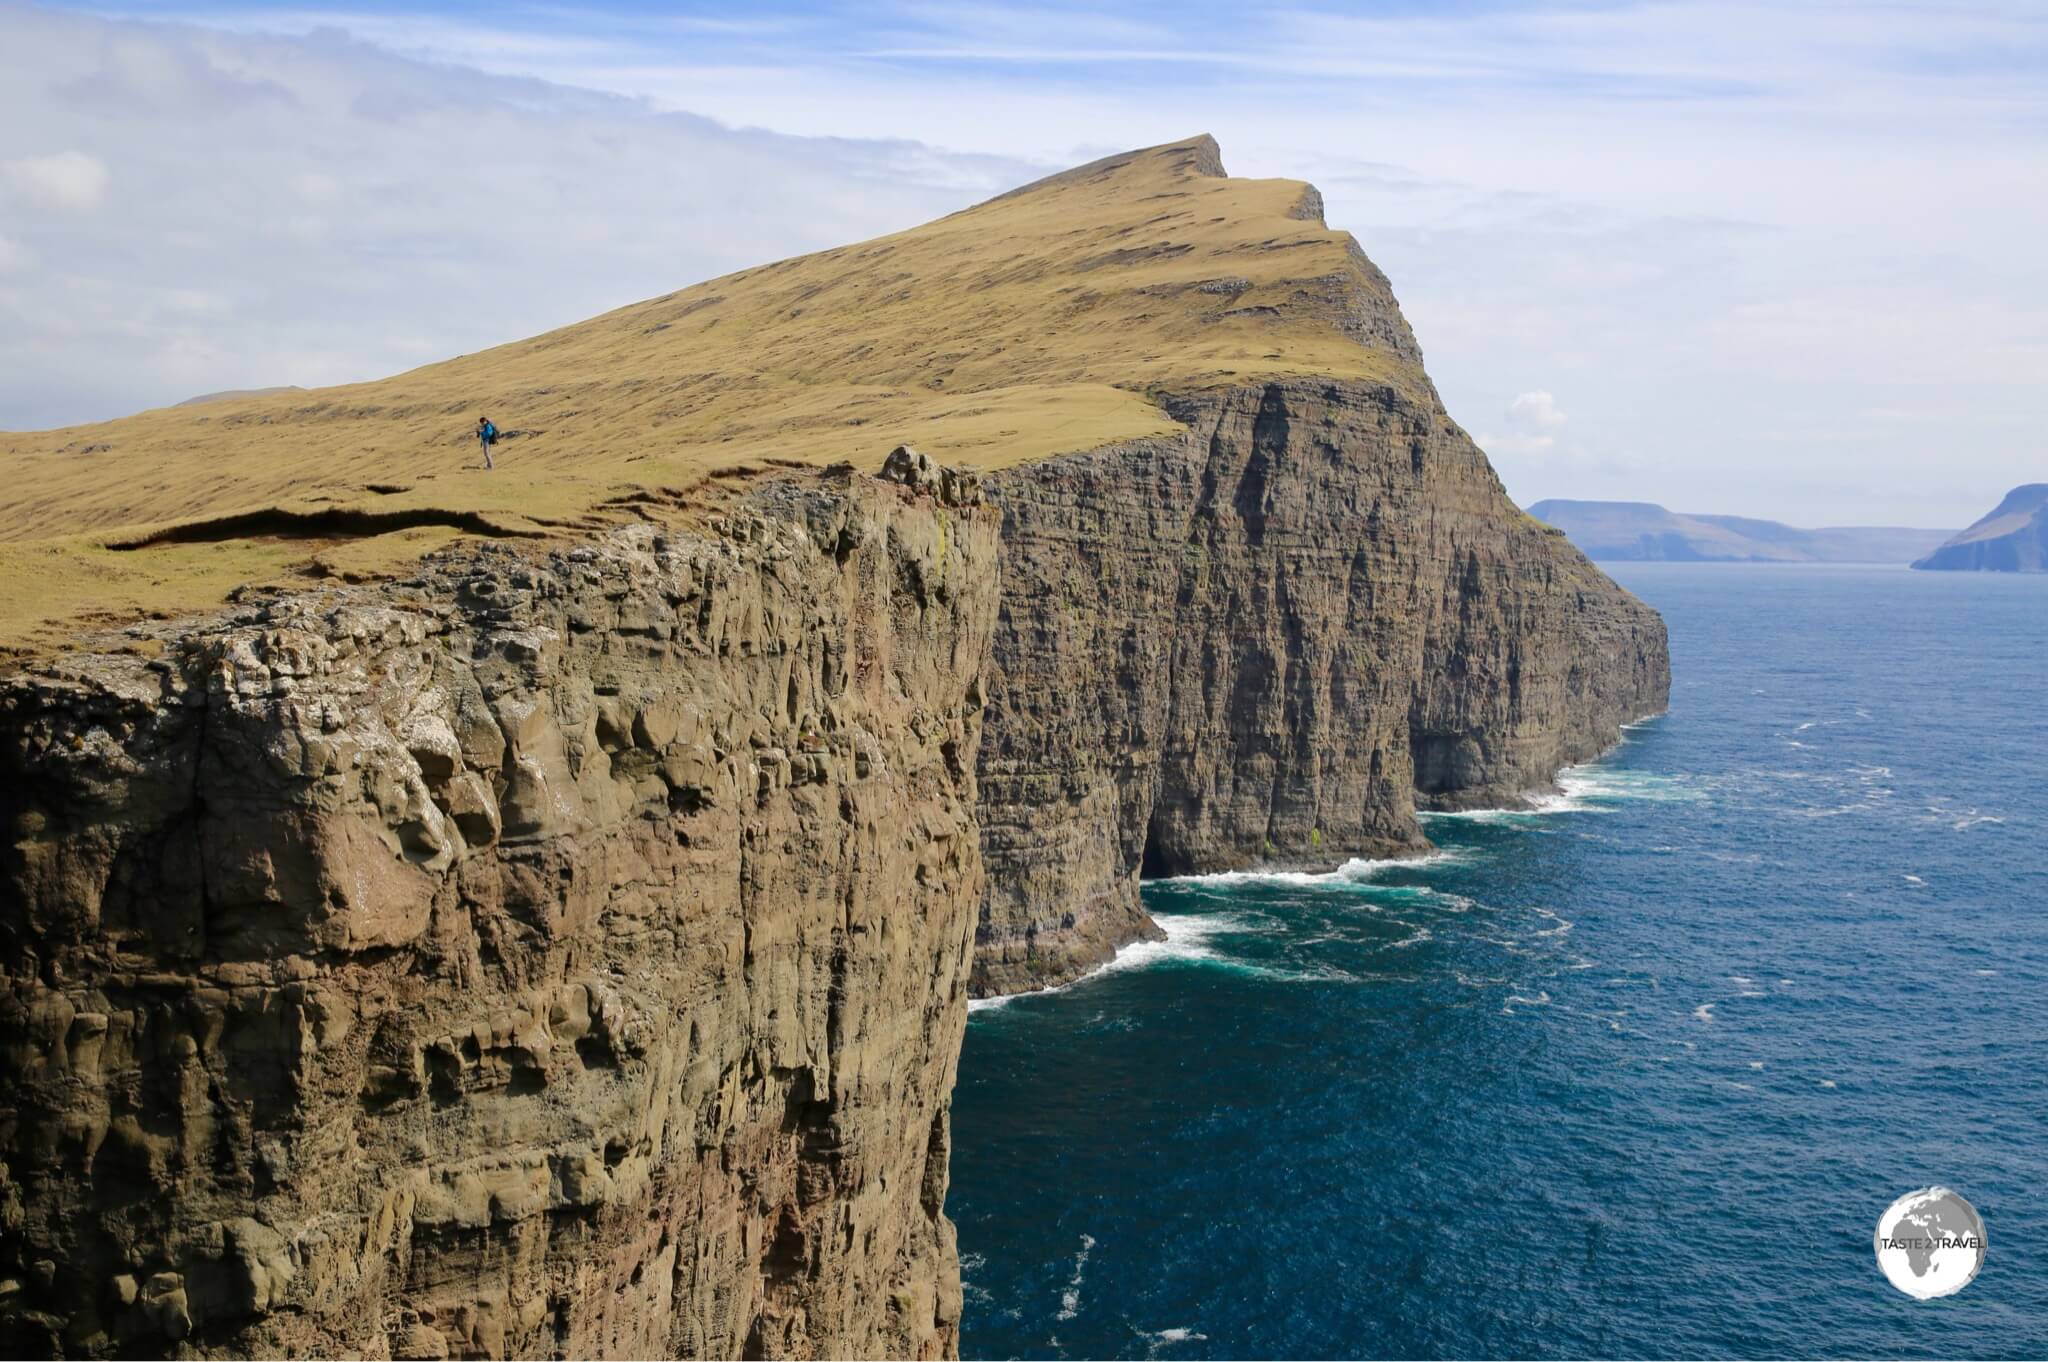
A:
[972,379,1670,995]
[0,467,998,1359]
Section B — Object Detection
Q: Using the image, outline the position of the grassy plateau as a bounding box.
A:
[1,136,1429,658]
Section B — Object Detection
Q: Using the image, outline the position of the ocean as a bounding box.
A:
[949,562,2048,1359]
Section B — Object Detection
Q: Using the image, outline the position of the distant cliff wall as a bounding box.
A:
[1913,484,2048,572]
[972,379,1669,995]
[0,469,997,1359]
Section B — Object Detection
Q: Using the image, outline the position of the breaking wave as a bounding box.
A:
[968,913,1249,1013]
[1152,849,1463,888]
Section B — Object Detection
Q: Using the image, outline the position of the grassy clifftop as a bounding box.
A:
[0,135,1429,655]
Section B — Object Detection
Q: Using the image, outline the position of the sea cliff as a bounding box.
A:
[974,379,1667,994]
[0,136,1669,1358]
[0,467,996,1357]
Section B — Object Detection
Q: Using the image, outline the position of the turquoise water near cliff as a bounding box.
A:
[950,563,2048,1359]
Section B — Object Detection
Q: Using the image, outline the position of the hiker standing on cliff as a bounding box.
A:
[476,415,498,470]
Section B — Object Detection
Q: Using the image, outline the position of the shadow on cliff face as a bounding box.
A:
[1412,729,1490,799]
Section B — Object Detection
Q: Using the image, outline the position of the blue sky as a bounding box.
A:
[5,0,2045,523]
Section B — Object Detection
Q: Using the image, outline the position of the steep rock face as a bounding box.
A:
[1913,484,2048,571]
[0,470,998,1359]
[973,380,1669,994]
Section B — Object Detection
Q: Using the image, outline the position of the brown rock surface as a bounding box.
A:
[0,469,998,1358]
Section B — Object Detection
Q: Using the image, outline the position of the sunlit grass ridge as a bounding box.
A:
[0,135,1431,656]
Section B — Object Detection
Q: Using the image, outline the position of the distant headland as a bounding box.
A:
[1912,484,2048,572]
[1525,499,1953,564]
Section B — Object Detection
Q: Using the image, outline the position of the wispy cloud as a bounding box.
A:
[3,149,110,211]
[1480,390,1570,459]
[0,7,1037,429]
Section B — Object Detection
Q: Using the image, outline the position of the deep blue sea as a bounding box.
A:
[950,563,2048,1359]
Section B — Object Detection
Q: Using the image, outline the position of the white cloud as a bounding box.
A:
[1479,390,1570,458]
[3,150,110,212]
[1507,390,1567,433]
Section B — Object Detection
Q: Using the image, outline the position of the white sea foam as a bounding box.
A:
[1142,1326,1210,1356]
[1157,850,1461,888]
[1790,803,1873,818]
[1102,912,1256,978]
[1428,758,1700,822]
[967,913,1247,1013]
[1055,1233,1095,1322]
[1559,765,1703,806]
[1386,925,1434,950]
[1421,805,1554,825]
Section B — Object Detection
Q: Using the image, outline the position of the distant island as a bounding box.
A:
[1912,484,2048,572]
[1525,499,1954,564]
[174,384,304,406]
